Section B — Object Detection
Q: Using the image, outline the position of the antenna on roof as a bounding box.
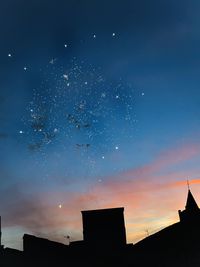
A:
[64,235,70,245]
[145,229,149,237]
[187,179,190,190]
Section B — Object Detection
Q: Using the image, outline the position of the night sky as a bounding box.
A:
[1,0,200,250]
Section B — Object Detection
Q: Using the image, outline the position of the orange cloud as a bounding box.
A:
[172,179,200,187]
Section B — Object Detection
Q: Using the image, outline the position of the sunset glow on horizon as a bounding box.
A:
[2,141,200,249]
[1,0,200,250]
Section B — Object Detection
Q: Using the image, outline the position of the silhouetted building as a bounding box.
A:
[0,217,22,267]
[23,234,68,257]
[81,207,127,249]
[2,248,23,266]
[131,189,200,267]
[2,188,200,266]
[178,189,200,223]
[23,234,71,267]
[21,208,127,266]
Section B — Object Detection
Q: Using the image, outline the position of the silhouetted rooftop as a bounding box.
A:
[81,207,124,214]
[185,189,199,210]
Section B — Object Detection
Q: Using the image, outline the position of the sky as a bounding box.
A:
[1,0,200,250]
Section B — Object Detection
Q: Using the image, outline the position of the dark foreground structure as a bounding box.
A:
[1,189,200,266]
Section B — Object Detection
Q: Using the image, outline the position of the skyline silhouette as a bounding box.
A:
[0,185,198,247]
[2,177,200,250]
[1,186,200,266]
[1,0,200,255]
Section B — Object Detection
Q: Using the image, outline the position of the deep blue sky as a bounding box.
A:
[1,0,200,249]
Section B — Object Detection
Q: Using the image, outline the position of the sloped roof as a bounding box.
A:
[185,190,199,210]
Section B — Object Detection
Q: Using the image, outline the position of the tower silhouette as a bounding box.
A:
[81,207,127,249]
[178,188,200,223]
